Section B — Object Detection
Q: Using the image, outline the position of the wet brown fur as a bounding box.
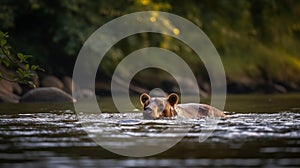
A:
[140,93,226,119]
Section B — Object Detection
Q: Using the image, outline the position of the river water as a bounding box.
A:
[0,94,300,167]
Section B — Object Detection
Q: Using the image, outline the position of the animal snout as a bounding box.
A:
[143,107,154,116]
[143,107,160,119]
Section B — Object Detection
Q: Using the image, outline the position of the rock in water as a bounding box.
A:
[20,87,74,102]
[41,75,64,90]
[62,76,73,94]
[0,79,22,103]
[0,90,20,103]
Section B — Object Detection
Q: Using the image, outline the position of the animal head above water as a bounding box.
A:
[140,93,179,119]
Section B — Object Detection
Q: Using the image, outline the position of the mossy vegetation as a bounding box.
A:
[0,0,300,93]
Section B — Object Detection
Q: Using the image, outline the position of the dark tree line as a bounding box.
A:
[1,0,300,92]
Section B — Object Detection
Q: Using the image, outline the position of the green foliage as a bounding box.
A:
[0,0,300,90]
[0,31,43,87]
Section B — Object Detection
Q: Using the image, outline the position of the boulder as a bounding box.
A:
[162,77,208,97]
[62,76,73,94]
[74,88,94,99]
[0,80,22,103]
[0,78,22,95]
[0,90,20,103]
[20,87,75,102]
[41,75,64,90]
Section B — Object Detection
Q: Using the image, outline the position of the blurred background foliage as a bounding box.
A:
[1,0,300,93]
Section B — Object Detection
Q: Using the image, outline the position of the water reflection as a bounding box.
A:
[0,109,299,167]
[0,94,300,167]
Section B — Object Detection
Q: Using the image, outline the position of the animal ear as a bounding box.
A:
[167,93,179,107]
[140,93,150,105]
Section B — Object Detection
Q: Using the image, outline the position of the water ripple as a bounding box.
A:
[0,111,300,167]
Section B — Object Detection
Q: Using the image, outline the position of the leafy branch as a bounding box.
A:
[0,31,44,87]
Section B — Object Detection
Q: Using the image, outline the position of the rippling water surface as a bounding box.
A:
[0,94,300,167]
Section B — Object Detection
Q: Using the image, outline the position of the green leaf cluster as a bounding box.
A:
[0,30,43,87]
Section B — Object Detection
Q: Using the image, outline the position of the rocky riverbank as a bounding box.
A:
[1,72,300,103]
[0,75,73,103]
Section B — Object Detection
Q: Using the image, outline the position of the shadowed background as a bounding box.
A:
[1,0,300,95]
